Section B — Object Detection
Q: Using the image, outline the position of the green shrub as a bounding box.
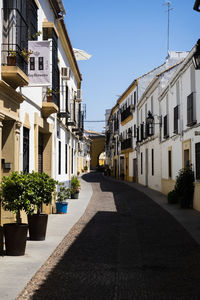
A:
[70,176,80,194]
[0,172,32,224]
[84,165,88,171]
[171,165,195,208]
[56,182,71,202]
[25,172,57,214]
[167,190,178,204]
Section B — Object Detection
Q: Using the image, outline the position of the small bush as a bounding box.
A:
[167,190,178,204]
[168,165,194,208]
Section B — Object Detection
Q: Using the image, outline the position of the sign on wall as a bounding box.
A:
[28,41,50,86]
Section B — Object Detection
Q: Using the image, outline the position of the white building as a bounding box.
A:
[0,0,87,222]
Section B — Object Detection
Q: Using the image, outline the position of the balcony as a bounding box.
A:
[121,138,132,150]
[2,6,29,89]
[121,106,131,122]
[1,49,29,89]
[41,98,58,118]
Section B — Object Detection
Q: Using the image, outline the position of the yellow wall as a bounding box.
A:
[161,178,176,195]
[193,182,200,211]
[90,136,105,168]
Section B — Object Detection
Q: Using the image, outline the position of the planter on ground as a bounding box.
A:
[28,214,48,241]
[56,202,68,214]
[0,172,32,256]
[26,172,57,241]
[70,176,81,200]
[56,182,70,214]
[3,223,28,255]
[71,192,79,199]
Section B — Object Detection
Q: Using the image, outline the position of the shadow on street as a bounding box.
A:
[30,172,200,300]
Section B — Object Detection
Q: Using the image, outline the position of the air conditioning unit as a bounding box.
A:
[75,89,82,102]
[61,67,71,80]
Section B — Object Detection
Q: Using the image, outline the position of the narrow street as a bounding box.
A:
[18,173,200,300]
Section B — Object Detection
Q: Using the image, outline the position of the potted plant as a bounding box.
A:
[56,182,71,214]
[26,172,57,241]
[7,49,16,66]
[46,88,53,102]
[0,172,32,255]
[84,165,88,172]
[70,176,80,199]
[21,48,33,62]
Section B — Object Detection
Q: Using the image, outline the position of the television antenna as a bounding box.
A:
[163,1,173,54]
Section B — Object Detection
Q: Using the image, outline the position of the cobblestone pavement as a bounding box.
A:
[17,173,200,300]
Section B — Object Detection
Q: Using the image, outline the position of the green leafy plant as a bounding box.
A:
[70,176,80,194]
[84,165,88,171]
[21,48,33,61]
[168,165,194,208]
[25,172,57,214]
[56,182,71,202]
[32,30,42,39]
[0,172,32,224]
[167,190,178,204]
[9,49,16,57]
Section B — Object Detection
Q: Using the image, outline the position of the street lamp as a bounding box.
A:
[146,111,162,126]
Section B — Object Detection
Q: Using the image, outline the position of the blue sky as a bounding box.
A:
[63,0,200,133]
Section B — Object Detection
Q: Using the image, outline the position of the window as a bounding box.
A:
[134,124,137,138]
[65,144,68,174]
[195,143,200,180]
[152,149,154,176]
[134,91,136,106]
[163,115,169,138]
[28,0,38,40]
[168,150,172,178]
[174,105,179,134]
[30,57,35,70]
[141,152,143,175]
[3,0,28,74]
[140,123,144,140]
[58,141,61,175]
[71,147,73,174]
[38,57,44,70]
[23,127,29,174]
[187,92,196,126]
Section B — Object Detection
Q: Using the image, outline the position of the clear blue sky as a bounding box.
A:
[63,0,200,133]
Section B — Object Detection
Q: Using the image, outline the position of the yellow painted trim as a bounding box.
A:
[34,0,39,8]
[120,148,133,154]
[42,21,59,38]
[182,139,191,168]
[193,182,200,212]
[0,80,25,103]
[121,114,133,126]
[1,66,29,89]
[23,113,31,129]
[118,80,137,104]
[57,22,81,86]
[161,178,176,195]
[34,112,54,133]
[41,102,58,118]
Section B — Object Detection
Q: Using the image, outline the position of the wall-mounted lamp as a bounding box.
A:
[146,111,162,127]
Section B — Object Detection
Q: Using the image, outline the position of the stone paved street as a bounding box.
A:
[18,173,200,300]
